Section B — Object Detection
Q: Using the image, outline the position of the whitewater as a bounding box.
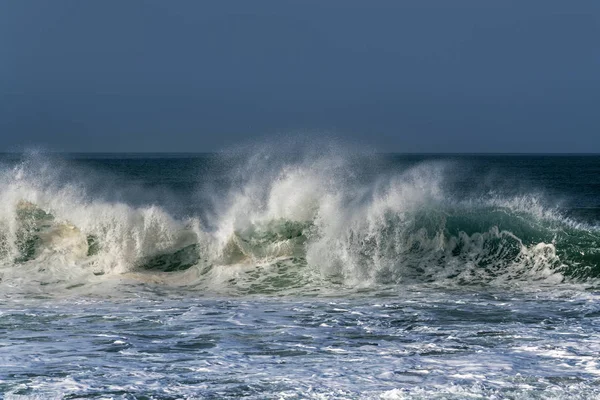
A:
[1,149,600,399]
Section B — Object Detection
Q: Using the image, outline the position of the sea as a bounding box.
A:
[1,149,600,399]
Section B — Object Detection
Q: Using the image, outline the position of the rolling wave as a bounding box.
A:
[0,153,599,294]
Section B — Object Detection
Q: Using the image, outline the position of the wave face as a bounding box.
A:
[0,151,599,294]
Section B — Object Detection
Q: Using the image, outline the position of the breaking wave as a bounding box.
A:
[0,151,599,294]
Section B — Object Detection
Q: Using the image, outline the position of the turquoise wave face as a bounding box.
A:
[5,198,600,291]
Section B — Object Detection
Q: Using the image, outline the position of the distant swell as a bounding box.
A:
[1,152,599,294]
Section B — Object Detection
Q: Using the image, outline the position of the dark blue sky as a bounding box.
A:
[1,1,599,152]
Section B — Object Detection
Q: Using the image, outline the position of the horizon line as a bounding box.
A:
[1,151,600,156]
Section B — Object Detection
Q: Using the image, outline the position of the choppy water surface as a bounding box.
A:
[1,151,600,398]
[3,286,600,399]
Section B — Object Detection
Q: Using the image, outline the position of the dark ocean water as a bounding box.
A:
[1,152,600,399]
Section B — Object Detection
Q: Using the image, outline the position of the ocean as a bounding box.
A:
[1,151,600,399]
